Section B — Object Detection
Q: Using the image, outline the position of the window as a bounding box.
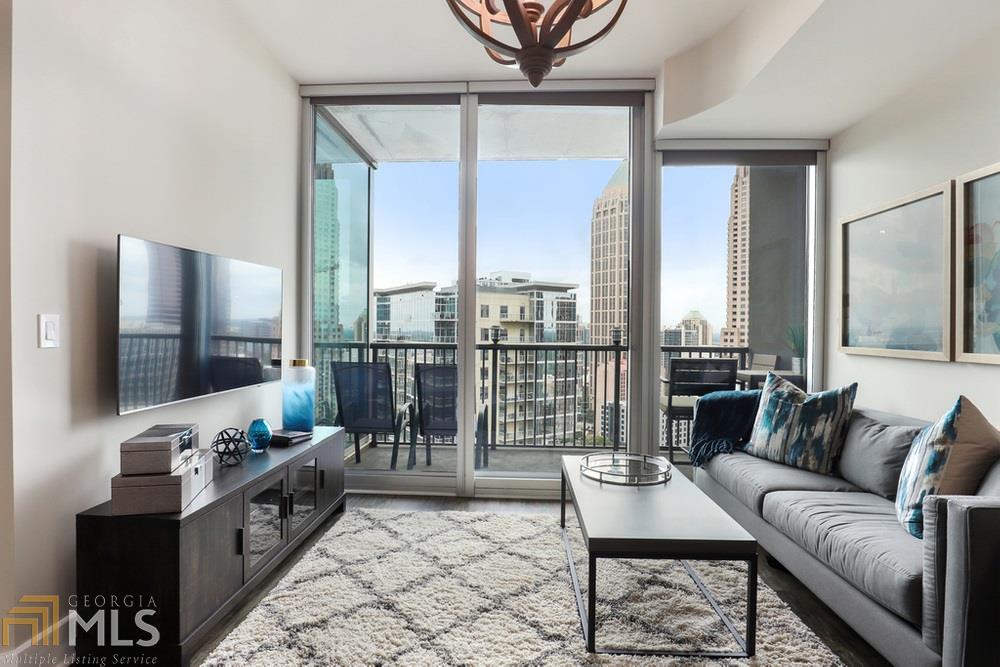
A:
[481,328,489,341]
[660,157,815,452]
[480,304,489,318]
[499,305,508,319]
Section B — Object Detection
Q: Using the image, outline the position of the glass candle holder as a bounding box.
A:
[283,359,316,432]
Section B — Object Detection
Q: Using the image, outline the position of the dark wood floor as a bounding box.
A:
[193,492,890,666]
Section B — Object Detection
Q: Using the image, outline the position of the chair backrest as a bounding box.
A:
[750,353,778,371]
[210,356,263,391]
[415,364,458,438]
[667,358,738,399]
[331,362,396,433]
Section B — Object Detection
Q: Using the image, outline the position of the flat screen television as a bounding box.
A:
[117,235,282,415]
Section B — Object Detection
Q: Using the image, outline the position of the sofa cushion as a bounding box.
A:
[745,373,857,474]
[896,396,1000,538]
[837,414,923,499]
[703,452,860,515]
[763,490,923,625]
[977,460,1000,496]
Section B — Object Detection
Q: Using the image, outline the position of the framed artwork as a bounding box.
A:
[840,183,953,361]
[956,162,1000,363]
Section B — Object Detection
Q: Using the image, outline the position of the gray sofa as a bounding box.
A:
[693,408,1000,667]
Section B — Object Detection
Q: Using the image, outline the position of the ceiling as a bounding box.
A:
[226,0,750,83]
[228,0,1000,140]
[658,0,1000,138]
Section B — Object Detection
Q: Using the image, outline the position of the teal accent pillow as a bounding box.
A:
[895,396,1000,538]
[745,373,858,474]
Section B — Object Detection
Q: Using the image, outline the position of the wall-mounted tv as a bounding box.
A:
[117,235,282,415]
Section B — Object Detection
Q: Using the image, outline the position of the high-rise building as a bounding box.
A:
[589,161,630,444]
[372,272,580,446]
[374,282,442,342]
[313,162,343,344]
[678,309,713,346]
[590,160,629,345]
[721,166,750,347]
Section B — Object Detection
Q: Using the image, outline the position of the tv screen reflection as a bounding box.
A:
[118,236,282,414]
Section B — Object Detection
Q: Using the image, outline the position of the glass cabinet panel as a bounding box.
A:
[290,458,319,534]
[247,477,284,570]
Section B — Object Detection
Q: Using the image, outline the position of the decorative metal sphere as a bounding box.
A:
[212,428,250,466]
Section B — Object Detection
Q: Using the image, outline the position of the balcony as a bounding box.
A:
[313,340,752,475]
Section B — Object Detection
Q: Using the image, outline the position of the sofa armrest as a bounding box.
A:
[921,495,951,655]
[925,496,1000,667]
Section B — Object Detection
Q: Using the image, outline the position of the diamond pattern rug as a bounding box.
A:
[204,509,842,665]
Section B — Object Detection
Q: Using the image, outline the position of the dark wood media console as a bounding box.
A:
[76,427,345,665]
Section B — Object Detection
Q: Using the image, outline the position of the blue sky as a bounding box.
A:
[372,161,736,332]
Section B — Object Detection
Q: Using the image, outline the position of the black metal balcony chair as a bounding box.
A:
[331,361,417,471]
[661,357,738,463]
[209,356,263,391]
[414,363,490,469]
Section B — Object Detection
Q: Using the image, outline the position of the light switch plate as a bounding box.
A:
[38,314,60,348]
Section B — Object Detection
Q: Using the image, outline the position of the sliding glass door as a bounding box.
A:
[306,90,648,496]
[314,100,462,490]
[474,102,632,481]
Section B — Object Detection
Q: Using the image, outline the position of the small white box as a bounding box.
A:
[120,424,199,476]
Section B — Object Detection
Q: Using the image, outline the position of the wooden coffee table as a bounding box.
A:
[560,455,758,657]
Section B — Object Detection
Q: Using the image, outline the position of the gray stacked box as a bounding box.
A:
[111,424,213,516]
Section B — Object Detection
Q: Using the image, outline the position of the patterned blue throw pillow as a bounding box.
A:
[745,373,858,474]
[895,396,1000,538]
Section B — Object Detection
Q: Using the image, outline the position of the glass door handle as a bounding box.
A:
[287,492,295,516]
[236,528,244,555]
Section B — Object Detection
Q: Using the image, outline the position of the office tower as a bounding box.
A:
[590,160,630,345]
[721,166,750,347]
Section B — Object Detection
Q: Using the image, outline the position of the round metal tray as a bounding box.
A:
[579,452,671,486]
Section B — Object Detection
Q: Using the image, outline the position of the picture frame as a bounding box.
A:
[839,182,953,361]
[955,162,1000,364]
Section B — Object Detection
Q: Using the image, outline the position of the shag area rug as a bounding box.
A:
[205,509,842,666]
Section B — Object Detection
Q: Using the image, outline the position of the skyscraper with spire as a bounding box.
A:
[590,160,629,345]
[721,166,750,347]
[590,160,629,444]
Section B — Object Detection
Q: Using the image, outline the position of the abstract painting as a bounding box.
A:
[841,183,952,361]
[957,163,1000,363]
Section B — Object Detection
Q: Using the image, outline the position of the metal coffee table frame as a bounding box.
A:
[561,468,758,658]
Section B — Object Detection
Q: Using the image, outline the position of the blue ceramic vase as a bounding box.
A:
[247,418,273,452]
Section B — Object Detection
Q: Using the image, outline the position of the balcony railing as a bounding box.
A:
[312,341,752,458]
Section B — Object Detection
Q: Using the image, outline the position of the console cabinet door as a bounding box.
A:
[243,469,287,581]
[288,457,319,540]
[318,433,345,510]
[180,495,244,638]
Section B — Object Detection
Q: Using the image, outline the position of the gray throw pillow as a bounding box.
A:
[837,415,921,499]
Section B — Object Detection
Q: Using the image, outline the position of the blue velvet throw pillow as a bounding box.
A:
[745,373,858,474]
[895,396,1000,538]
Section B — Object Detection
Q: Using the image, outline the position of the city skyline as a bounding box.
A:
[370,160,738,334]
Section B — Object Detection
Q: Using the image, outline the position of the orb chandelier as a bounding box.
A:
[444,0,628,87]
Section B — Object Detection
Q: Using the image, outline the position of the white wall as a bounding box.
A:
[827,28,1000,424]
[0,0,13,623]
[7,0,300,635]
